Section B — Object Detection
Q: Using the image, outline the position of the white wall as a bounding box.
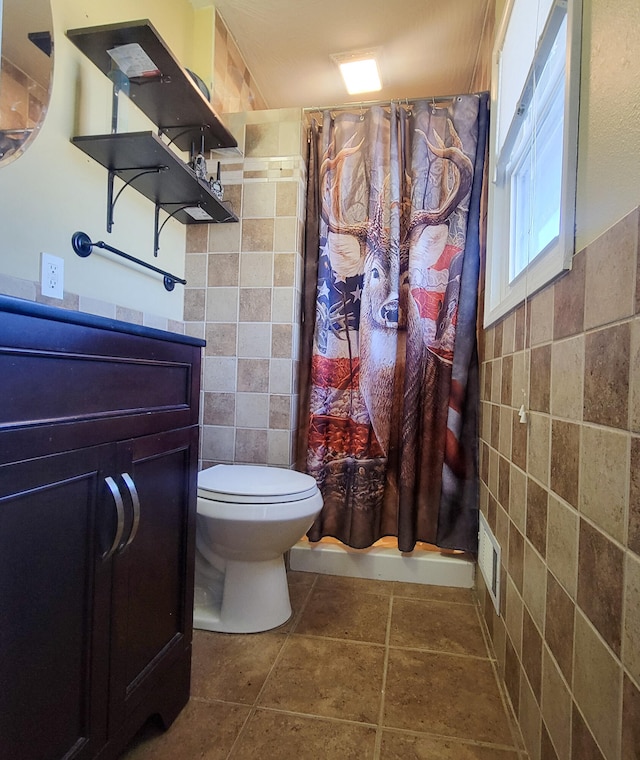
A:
[575,0,640,251]
[0,0,207,320]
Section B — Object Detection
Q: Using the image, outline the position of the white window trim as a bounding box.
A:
[483,0,582,328]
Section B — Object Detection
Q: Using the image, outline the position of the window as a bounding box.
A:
[484,0,582,326]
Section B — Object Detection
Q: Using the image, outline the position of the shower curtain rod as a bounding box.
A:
[302,91,488,115]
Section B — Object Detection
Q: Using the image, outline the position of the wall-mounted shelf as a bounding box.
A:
[72,132,236,224]
[67,19,238,258]
[67,19,236,152]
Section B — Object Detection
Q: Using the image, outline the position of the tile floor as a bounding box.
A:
[121,572,529,759]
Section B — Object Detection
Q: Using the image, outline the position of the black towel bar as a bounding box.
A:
[71,231,187,292]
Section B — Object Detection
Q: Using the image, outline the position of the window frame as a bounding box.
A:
[483,0,582,327]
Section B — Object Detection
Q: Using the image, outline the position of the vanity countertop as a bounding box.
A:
[0,294,205,347]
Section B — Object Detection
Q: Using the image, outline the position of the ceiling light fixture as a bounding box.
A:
[331,50,382,95]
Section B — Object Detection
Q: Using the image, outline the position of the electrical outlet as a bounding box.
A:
[41,253,64,299]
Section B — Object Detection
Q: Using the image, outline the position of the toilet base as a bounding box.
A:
[193,555,292,633]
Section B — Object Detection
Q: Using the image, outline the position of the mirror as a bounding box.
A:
[0,0,54,165]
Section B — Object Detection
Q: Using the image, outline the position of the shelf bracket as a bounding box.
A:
[154,203,204,257]
[107,166,167,233]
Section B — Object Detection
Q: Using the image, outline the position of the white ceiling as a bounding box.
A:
[213,0,493,109]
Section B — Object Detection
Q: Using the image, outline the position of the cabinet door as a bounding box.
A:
[108,426,198,735]
[0,445,118,760]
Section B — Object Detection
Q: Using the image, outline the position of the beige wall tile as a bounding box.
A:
[208,253,239,287]
[529,345,551,413]
[239,288,272,322]
[203,392,236,426]
[205,323,237,356]
[553,250,585,340]
[184,288,206,321]
[523,541,547,631]
[235,428,269,464]
[623,553,640,684]
[242,182,276,218]
[499,405,513,457]
[269,394,292,430]
[501,354,514,406]
[511,351,528,409]
[510,466,528,534]
[577,519,624,655]
[205,287,238,322]
[245,123,279,156]
[505,576,524,656]
[208,222,241,253]
[551,335,584,421]
[241,218,275,253]
[237,358,269,393]
[519,673,542,760]
[573,611,622,760]
[502,311,516,356]
[185,252,207,286]
[237,323,271,358]
[583,324,630,429]
[529,286,554,346]
[541,648,571,760]
[584,208,638,330]
[239,253,274,287]
[270,358,293,394]
[528,413,550,486]
[491,357,502,403]
[272,288,296,323]
[579,426,629,542]
[203,356,237,393]
[546,494,578,599]
[201,424,235,462]
[235,392,270,428]
[550,420,580,508]
[267,429,293,466]
[631,319,640,433]
[274,217,298,252]
[276,182,299,217]
[271,323,293,358]
[186,223,208,253]
[274,253,296,287]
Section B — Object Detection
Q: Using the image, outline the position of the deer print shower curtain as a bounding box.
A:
[297,95,488,553]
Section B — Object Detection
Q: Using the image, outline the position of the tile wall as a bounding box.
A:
[212,11,267,115]
[184,107,307,469]
[476,206,640,760]
[0,271,186,334]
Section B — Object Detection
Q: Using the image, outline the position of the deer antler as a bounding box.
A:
[407,121,473,237]
[320,134,370,241]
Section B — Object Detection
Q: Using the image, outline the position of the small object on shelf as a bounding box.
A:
[210,161,224,201]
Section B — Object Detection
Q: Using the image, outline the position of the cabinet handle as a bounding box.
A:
[120,472,141,550]
[104,476,125,559]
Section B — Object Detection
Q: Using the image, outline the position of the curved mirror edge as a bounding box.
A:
[0,0,54,166]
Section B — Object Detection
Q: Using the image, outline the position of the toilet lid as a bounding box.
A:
[197,464,319,503]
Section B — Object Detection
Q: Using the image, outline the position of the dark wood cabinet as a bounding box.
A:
[0,296,203,760]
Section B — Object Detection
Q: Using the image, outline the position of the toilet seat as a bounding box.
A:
[197,464,318,503]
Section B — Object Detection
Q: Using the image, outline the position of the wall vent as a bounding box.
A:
[478,511,501,615]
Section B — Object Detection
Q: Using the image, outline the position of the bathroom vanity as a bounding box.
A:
[0,296,203,760]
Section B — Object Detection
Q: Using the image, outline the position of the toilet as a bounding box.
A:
[193,464,323,633]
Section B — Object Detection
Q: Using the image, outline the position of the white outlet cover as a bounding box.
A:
[41,252,64,299]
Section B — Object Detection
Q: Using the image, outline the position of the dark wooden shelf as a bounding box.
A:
[67,19,237,153]
[72,132,238,224]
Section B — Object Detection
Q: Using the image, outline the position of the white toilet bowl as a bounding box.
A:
[193,464,323,633]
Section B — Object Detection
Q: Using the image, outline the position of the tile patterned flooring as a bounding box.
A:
[121,572,529,759]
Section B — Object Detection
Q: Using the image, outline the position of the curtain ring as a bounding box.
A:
[359,104,365,121]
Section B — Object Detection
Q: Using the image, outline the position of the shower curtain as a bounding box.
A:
[296,95,488,553]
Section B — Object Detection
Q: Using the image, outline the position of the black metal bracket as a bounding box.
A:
[153,203,201,257]
[106,166,166,233]
[71,231,186,292]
